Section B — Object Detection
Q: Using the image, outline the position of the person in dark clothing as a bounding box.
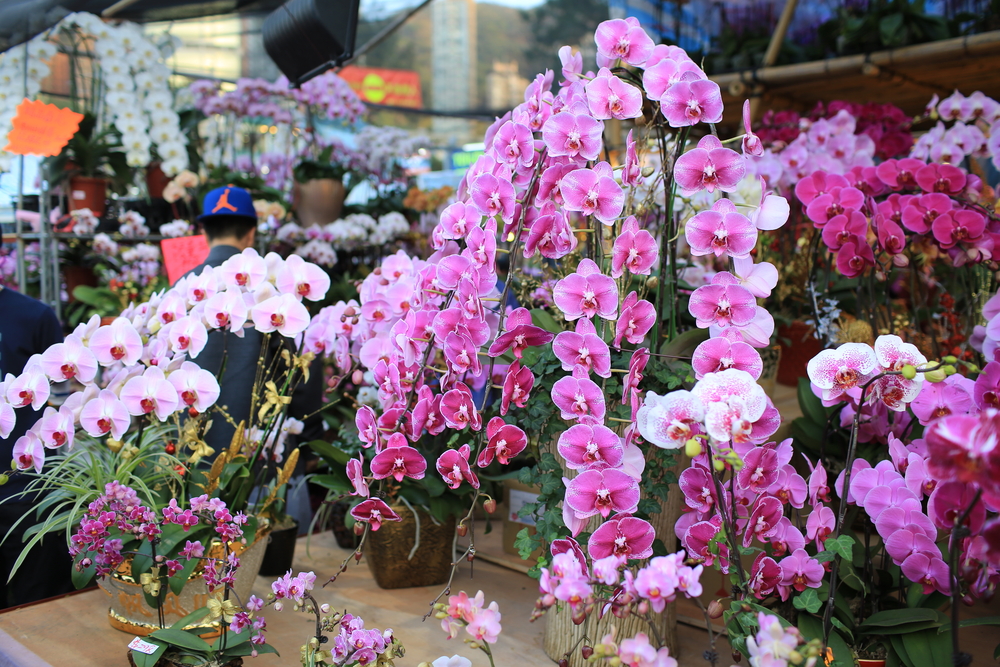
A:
[181,186,322,530]
[0,286,74,608]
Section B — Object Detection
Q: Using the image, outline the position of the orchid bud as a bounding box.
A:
[466,550,475,562]
[354,549,363,562]
[707,600,724,619]
[685,438,702,458]
[712,457,726,472]
[484,497,497,514]
[107,439,123,453]
[320,603,330,614]
[925,368,947,383]
[732,651,743,663]
[789,650,802,664]
[582,646,594,659]
[352,369,364,385]
[892,253,909,267]
[456,522,468,537]
[901,364,917,380]
[0,474,8,486]
[943,364,957,376]
[558,659,569,667]
[354,522,365,535]
[343,305,357,317]
[637,601,649,614]
[645,276,658,290]
[942,355,958,364]
[273,601,283,611]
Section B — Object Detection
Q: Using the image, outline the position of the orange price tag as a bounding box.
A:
[161,235,209,286]
[4,99,84,157]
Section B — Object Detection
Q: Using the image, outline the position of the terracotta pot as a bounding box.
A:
[857,660,886,667]
[364,505,455,589]
[68,176,109,217]
[146,163,171,199]
[100,316,117,326]
[63,265,98,302]
[777,321,824,387]
[293,178,345,226]
[99,529,269,637]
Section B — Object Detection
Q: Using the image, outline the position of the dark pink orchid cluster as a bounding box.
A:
[795,159,995,273]
[3,248,332,474]
[915,91,1000,171]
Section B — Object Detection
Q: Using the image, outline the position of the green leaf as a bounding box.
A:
[797,376,828,425]
[814,550,836,563]
[309,473,351,494]
[514,527,539,560]
[169,556,201,596]
[956,615,1000,628]
[169,606,211,630]
[307,440,352,465]
[860,607,938,629]
[148,628,214,653]
[792,588,822,614]
[890,635,917,667]
[72,554,96,589]
[880,13,906,46]
[825,534,855,561]
[130,641,167,667]
[659,327,709,357]
[529,308,562,334]
[222,640,279,657]
[830,617,854,644]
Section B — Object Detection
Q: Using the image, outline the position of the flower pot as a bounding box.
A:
[68,176,109,217]
[758,344,782,397]
[63,265,98,302]
[99,529,269,637]
[330,501,359,550]
[777,321,824,387]
[857,660,886,667]
[293,178,345,226]
[127,651,244,667]
[258,519,299,576]
[364,504,455,589]
[146,163,172,200]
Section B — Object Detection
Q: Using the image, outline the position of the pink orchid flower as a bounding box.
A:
[276,254,331,302]
[869,334,927,410]
[692,337,763,380]
[749,553,781,598]
[736,445,779,492]
[807,343,879,402]
[441,382,482,431]
[974,361,1000,409]
[558,45,584,83]
[535,163,577,207]
[692,368,769,444]
[679,465,717,513]
[409,386,446,439]
[80,389,130,440]
[835,235,875,278]
[469,172,516,223]
[932,209,986,249]
[642,53,705,100]
[688,283,757,329]
[682,517,729,571]
[553,258,618,321]
[741,100,763,156]
[40,334,98,383]
[89,317,143,367]
[356,405,381,449]
[660,76,723,127]
[551,367,606,424]
[929,480,988,533]
[611,216,658,278]
[251,293,310,337]
[0,400,15,439]
[622,348,649,417]
[622,130,642,187]
[436,444,480,489]
[13,431,44,473]
[488,307,555,359]
[439,201,479,240]
[768,517,806,558]
[900,193,953,234]
[500,361,534,416]
[634,563,679,614]
[120,367,179,421]
[472,418,525,468]
[5,364,50,410]
[778,548,824,599]
[204,287,249,334]
[219,248,267,290]
[557,423,624,470]
[346,456,369,497]
[37,405,75,450]
[594,17,654,67]
[805,186,865,227]
[444,332,482,378]
[795,171,850,206]
[744,496,784,548]
[750,177,791,231]
[910,375,975,425]
[371,432,427,482]
[614,291,655,347]
[566,468,640,519]
[585,68,643,120]
[685,198,757,259]
[490,120,535,169]
[561,162,625,225]
[673,135,745,196]
[553,318,611,378]
[915,162,966,195]
[184,267,218,304]
[542,111,603,161]
[165,316,208,358]
[155,292,188,325]
[902,553,951,595]
[168,363,222,414]
[805,504,835,548]
[350,498,401,532]
[636,389,705,450]
[587,514,655,561]
[821,211,868,252]
[522,205,578,260]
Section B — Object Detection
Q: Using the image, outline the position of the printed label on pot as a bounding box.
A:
[508,488,541,526]
[128,637,160,655]
[72,190,86,200]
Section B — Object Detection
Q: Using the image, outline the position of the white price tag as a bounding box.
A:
[128,637,160,655]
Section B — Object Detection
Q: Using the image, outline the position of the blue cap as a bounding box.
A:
[198,185,257,223]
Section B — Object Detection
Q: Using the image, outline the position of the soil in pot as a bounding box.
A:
[258,518,299,576]
[128,651,244,667]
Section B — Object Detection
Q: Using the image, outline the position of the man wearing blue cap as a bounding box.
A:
[196,185,259,262]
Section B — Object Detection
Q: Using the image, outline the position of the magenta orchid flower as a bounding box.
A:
[566,468,640,519]
[80,389,130,440]
[673,135,745,196]
[692,336,763,380]
[557,423,624,470]
[835,235,875,278]
[488,308,555,359]
[356,405,380,449]
[587,514,655,561]
[614,291,655,347]
[821,211,868,252]
[611,216,658,278]
[440,382,482,431]
[479,416,528,467]
[807,343,879,402]
[350,498,401,532]
[490,120,535,169]
[741,100,763,156]
[251,294,311,337]
[743,496,784,548]
[469,172,516,223]
[444,332,482,378]
[346,456,369,497]
[910,376,975,425]
[805,504,835,548]
[561,162,625,225]
[688,283,757,329]
[371,433,427,482]
[522,205,578,259]
[660,76,723,127]
[39,334,98,383]
[622,348,649,416]
[89,317,143,367]
[736,445,779,493]
[635,389,704,449]
[551,367,607,424]
[778,548,824,599]
[749,553,781,598]
[685,198,758,259]
[553,258,618,321]
[585,68,643,120]
[542,111,603,161]
[594,17,654,67]
[622,130,642,187]
[13,431,44,473]
[500,361,534,416]
[553,318,612,377]
[436,444,480,489]
[168,363,222,414]
[120,367,179,421]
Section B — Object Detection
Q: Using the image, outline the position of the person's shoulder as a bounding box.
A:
[0,288,54,316]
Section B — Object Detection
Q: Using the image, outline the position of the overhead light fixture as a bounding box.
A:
[263,0,360,88]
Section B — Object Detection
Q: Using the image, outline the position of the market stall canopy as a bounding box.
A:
[0,0,284,52]
[713,30,1000,128]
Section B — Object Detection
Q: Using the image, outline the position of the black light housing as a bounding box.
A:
[262,0,360,87]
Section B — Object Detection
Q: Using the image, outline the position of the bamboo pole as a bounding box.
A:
[748,0,800,122]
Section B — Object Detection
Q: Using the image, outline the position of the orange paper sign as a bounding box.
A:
[161,235,209,286]
[338,67,423,108]
[4,99,84,157]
